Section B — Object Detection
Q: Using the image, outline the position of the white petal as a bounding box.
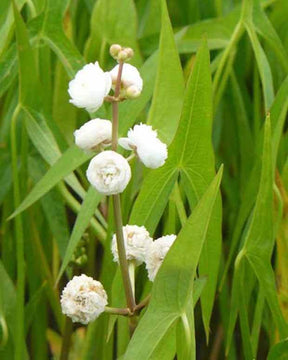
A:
[118,137,135,150]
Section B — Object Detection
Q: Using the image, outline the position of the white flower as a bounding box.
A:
[74,118,112,151]
[110,64,143,98]
[119,124,168,169]
[60,274,108,324]
[111,225,153,265]
[86,151,131,195]
[145,235,177,281]
[68,62,111,113]
[74,119,112,150]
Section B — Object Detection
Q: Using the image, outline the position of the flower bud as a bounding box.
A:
[118,124,168,169]
[125,48,134,60]
[61,274,108,324]
[109,44,122,59]
[68,62,111,113]
[126,85,141,99]
[117,49,129,62]
[86,151,131,195]
[145,235,176,281]
[111,225,153,265]
[74,118,112,151]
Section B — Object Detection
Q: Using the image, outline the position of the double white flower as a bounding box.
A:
[86,151,131,195]
[110,64,143,98]
[119,124,168,169]
[145,235,176,281]
[61,274,108,324]
[74,118,112,151]
[111,225,153,265]
[68,62,111,113]
[111,225,176,282]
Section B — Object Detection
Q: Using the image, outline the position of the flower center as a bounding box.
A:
[100,166,118,185]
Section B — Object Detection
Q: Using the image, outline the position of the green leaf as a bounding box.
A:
[129,166,178,233]
[24,282,47,335]
[30,0,85,77]
[174,40,222,339]
[179,9,238,53]
[147,0,184,144]
[253,0,288,73]
[130,42,221,337]
[270,76,288,167]
[0,0,26,54]
[123,167,222,360]
[87,0,141,65]
[9,144,91,219]
[22,106,86,199]
[267,339,288,360]
[220,75,288,290]
[56,186,102,283]
[28,155,70,259]
[245,22,274,111]
[0,43,17,97]
[227,116,288,353]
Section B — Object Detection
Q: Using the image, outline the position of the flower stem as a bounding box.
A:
[128,261,136,298]
[111,61,136,312]
[105,307,131,316]
[60,317,73,360]
[112,195,136,310]
[112,61,124,151]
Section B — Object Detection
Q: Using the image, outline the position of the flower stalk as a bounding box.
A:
[59,317,73,360]
[111,61,136,311]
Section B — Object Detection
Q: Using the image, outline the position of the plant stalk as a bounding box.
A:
[60,317,73,360]
[111,61,136,312]
[11,105,25,360]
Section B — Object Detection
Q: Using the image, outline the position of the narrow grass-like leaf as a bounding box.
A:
[245,22,274,111]
[28,155,70,259]
[147,0,184,144]
[56,186,102,283]
[9,145,91,219]
[24,282,47,334]
[253,0,288,73]
[0,0,26,54]
[227,117,288,353]
[22,106,86,198]
[220,76,288,289]
[0,44,17,97]
[0,261,16,356]
[243,118,287,337]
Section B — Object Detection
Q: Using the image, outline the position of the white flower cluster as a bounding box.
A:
[60,274,108,324]
[112,225,176,281]
[62,45,172,326]
[68,44,168,196]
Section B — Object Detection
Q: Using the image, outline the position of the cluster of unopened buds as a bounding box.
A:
[60,44,176,325]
